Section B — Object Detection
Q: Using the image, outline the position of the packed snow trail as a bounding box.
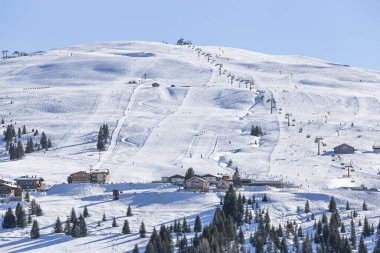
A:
[92,83,142,171]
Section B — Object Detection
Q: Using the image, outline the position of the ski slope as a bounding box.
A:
[0,41,379,252]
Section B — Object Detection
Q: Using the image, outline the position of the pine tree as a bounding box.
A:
[139,221,146,238]
[1,118,4,124]
[194,214,202,232]
[132,244,139,253]
[70,208,77,223]
[329,196,337,213]
[102,213,106,221]
[127,205,133,216]
[29,199,37,215]
[238,226,245,244]
[97,128,105,151]
[362,217,371,237]
[262,194,268,202]
[184,167,195,180]
[25,138,34,153]
[83,206,89,218]
[15,202,24,227]
[358,236,368,253]
[363,201,368,211]
[30,220,40,239]
[78,214,87,237]
[2,207,16,229]
[35,204,43,216]
[305,200,311,213]
[54,216,63,233]
[40,132,48,150]
[351,218,357,248]
[122,220,131,234]
[18,127,21,138]
[27,213,32,224]
[64,217,71,235]
[24,192,30,202]
[9,143,16,161]
[16,140,25,159]
[232,167,242,188]
[346,201,350,210]
[22,125,26,134]
[112,217,118,227]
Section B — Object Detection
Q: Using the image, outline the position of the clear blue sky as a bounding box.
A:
[1,0,379,70]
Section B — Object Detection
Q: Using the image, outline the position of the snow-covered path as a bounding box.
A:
[92,82,142,171]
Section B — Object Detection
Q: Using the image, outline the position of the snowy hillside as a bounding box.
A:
[0,41,379,252]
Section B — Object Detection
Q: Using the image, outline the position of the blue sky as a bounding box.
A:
[1,0,379,70]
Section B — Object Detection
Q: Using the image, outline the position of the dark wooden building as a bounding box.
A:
[68,171,91,183]
[334,144,355,154]
[14,176,44,191]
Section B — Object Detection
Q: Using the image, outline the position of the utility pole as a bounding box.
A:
[285,113,292,126]
[345,164,352,177]
[268,99,276,114]
[249,80,254,91]
[314,137,323,155]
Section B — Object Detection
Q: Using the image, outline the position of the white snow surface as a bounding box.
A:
[0,41,379,252]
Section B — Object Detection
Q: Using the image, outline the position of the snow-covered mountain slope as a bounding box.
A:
[0,41,379,190]
[0,41,380,253]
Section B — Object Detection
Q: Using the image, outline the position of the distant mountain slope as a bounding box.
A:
[0,41,379,190]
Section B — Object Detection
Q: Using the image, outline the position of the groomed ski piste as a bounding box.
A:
[0,41,379,252]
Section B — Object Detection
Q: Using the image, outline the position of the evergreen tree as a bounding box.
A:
[30,220,40,239]
[346,201,351,210]
[35,204,43,216]
[24,191,30,202]
[77,214,87,237]
[232,167,242,188]
[22,125,26,134]
[1,118,4,124]
[25,138,34,153]
[363,201,369,211]
[9,143,16,161]
[194,214,202,232]
[29,199,37,215]
[83,206,89,218]
[64,217,71,235]
[362,217,371,237]
[139,221,146,238]
[16,140,25,159]
[184,167,195,180]
[54,216,63,233]
[27,213,32,224]
[18,127,21,138]
[2,208,16,229]
[374,236,380,253]
[305,200,311,213]
[112,217,118,227]
[97,128,105,151]
[122,220,131,234]
[238,226,245,244]
[40,132,48,150]
[127,205,133,216]
[70,208,77,223]
[102,213,106,221]
[262,194,268,202]
[329,196,337,213]
[358,236,368,253]
[132,244,139,253]
[351,219,357,248]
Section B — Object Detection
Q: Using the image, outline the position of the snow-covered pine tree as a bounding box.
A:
[2,208,16,229]
[139,221,146,238]
[54,216,63,233]
[30,220,40,239]
[122,220,131,234]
